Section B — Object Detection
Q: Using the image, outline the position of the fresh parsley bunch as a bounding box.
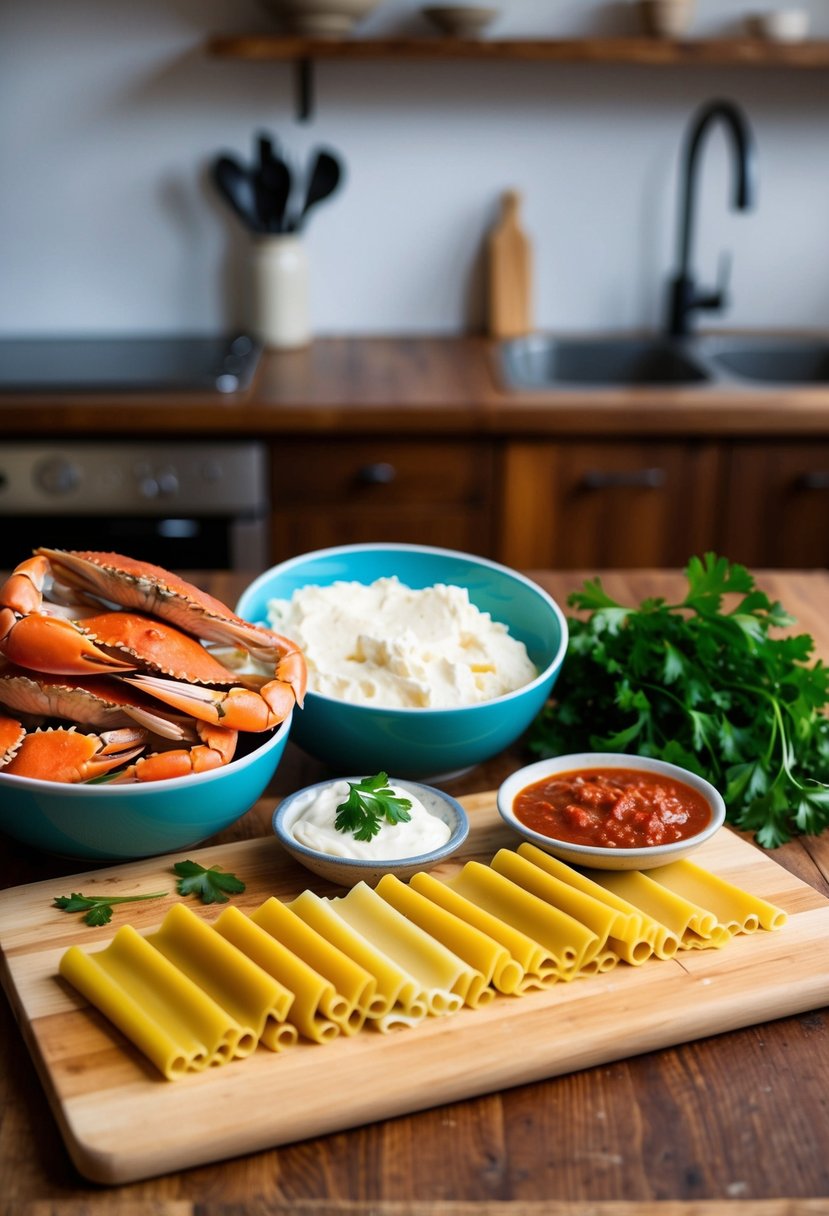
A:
[529,554,829,848]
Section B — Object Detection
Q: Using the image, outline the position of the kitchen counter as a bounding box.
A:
[1,567,827,1212]
[3,336,829,437]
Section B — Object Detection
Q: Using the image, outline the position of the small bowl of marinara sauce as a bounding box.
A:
[496,753,726,870]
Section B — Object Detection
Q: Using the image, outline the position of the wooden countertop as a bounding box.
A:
[1,567,828,1213]
[3,336,829,438]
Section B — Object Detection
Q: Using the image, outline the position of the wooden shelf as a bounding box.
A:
[207,34,829,68]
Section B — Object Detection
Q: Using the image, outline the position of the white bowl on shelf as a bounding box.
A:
[421,5,499,37]
[744,9,810,42]
[261,0,381,36]
[637,0,695,39]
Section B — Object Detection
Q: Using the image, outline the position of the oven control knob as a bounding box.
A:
[156,470,179,497]
[34,456,81,496]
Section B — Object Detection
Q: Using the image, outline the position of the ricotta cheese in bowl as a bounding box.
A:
[266,576,537,709]
[288,778,451,860]
[273,776,469,887]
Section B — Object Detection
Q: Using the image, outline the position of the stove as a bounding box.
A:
[0,333,262,394]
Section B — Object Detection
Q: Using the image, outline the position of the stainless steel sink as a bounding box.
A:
[698,337,829,385]
[498,333,829,391]
[499,335,710,390]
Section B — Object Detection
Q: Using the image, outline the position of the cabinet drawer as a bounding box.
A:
[273,439,491,506]
[497,440,722,569]
[721,441,829,568]
[270,438,496,560]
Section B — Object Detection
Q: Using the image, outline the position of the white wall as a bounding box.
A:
[1,0,828,337]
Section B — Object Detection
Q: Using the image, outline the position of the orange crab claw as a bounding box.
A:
[122,673,295,731]
[111,724,238,783]
[0,555,50,615]
[0,614,137,676]
[3,725,146,783]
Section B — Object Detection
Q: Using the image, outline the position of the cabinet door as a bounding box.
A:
[497,440,723,569]
[270,438,495,559]
[720,441,829,568]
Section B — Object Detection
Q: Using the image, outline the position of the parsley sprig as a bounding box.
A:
[529,553,829,849]
[173,859,246,904]
[54,858,246,926]
[53,890,168,927]
[334,772,412,842]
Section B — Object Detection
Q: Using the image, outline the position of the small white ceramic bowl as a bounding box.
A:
[745,8,809,42]
[273,777,469,888]
[422,5,499,36]
[497,753,726,871]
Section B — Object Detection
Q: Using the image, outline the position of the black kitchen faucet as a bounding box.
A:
[667,99,757,337]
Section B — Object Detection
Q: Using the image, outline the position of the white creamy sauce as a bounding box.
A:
[266,576,537,709]
[288,779,451,859]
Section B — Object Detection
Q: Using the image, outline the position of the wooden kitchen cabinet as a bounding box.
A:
[269,437,496,559]
[719,440,829,568]
[496,439,723,569]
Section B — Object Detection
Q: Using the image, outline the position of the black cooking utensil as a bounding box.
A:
[211,155,262,233]
[291,150,342,232]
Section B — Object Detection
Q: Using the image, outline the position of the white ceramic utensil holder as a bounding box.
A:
[250,235,310,350]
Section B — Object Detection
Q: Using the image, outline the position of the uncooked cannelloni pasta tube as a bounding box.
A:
[146,903,293,1056]
[582,868,718,949]
[515,843,656,965]
[647,858,787,936]
[240,897,375,1035]
[249,897,348,1042]
[59,924,241,1077]
[446,861,598,984]
[409,869,557,991]
[375,874,495,1007]
[286,889,428,1029]
[329,882,470,1016]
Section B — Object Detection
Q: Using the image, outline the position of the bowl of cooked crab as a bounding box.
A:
[0,549,305,859]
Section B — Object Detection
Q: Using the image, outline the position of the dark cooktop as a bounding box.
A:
[0,333,262,394]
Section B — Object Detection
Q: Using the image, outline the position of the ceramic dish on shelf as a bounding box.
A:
[273,776,469,887]
[236,543,568,780]
[497,752,726,871]
[421,5,499,36]
[261,0,381,35]
[744,8,809,42]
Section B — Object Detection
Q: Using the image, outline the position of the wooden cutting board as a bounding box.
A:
[1,792,827,1187]
[486,190,533,338]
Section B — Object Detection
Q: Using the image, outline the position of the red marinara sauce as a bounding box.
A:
[513,767,712,849]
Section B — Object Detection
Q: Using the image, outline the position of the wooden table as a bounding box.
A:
[1,568,827,1215]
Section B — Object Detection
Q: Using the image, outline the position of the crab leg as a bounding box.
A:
[122,673,295,732]
[2,725,146,783]
[0,667,199,741]
[35,549,306,706]
[111,723,238,783]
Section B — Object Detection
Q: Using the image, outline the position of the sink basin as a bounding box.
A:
[499,336,710,389]
[700,338,829,385]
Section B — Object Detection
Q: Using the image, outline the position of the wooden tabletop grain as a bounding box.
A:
[1,568,827,1215]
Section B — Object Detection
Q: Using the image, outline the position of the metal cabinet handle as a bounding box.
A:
[357,462,397,486]
[581,468,666,490]
[797,471,829,490]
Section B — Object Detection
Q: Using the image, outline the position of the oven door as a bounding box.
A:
[0,441,270,571]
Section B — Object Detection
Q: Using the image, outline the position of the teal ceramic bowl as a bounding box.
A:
[236,543,568,778]
[0,715,292,861]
